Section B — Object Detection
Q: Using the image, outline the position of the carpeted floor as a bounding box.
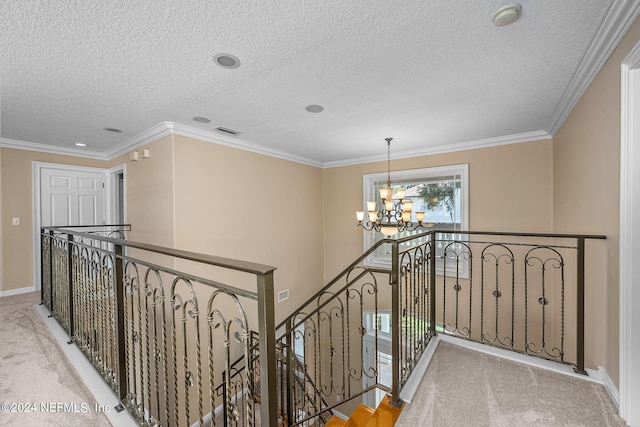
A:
[396,341,625,427]
[0,292,112,427]
[0,292,626,427]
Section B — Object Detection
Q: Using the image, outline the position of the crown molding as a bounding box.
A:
[0,137,108,160]
[546,0,640,135]
[322,130,552,168]
[166,122,324,168]
[102,121,323,166]
[3,128,552,168]
[103,122,173,160]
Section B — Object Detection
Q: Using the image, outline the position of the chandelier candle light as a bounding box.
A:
[356,138,429,236]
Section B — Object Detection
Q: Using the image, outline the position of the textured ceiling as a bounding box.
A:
[1,1,638,166]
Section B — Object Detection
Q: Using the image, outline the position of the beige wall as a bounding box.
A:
[1,15,636,391]
[109,136,176,247]
[322,139,554,280]
[553,15,640,389]
[0,148,108,292]
[172,135,325,322]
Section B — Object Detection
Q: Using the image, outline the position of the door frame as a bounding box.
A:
[619,41,640,425]
[32,162,112,291]
[106,163,127,224]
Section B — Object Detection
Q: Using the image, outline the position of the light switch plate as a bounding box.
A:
[12,218,20,225]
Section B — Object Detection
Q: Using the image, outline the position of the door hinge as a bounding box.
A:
[102,182,105,188]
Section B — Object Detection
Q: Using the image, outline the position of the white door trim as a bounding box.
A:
[32,162,109,291]
[106,163,127,224]
[619,41,640,426]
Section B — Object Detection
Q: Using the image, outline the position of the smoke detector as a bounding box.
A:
[492,4,522,27]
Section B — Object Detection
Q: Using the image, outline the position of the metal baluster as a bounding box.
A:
[286,318,295,427]
[575,238,585,374]
[429,235,436,338]
[114,243,127,405]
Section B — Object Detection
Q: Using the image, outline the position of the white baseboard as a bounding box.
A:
[401,334,621,407]
[35,304,138,427]
[332,409,349,420]
[437,334,606,384]
[400,336,440,404]
[0,285,36,297]
[586,366,620,409]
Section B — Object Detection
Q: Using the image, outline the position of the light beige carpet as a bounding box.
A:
[0,291,112,427]
[396,341,625,427]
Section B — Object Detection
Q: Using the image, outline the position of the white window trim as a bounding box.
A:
[361,164,469,274]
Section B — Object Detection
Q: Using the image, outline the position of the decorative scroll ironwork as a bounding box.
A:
[524,246,565,361]
[398,239,433,387]
[275,259,388,426]
[442,241,473,338]
[39,225,602,426]
[41,233,52,310]
[480,244,515,349]
[40,225,269,427]
[71,244,118,391]
[51,236,70,329]
[439,237,571,366]
[117,259,259,427]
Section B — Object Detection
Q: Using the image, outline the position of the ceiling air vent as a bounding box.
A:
[214,126,241,136]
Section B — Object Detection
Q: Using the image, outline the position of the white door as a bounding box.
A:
[40,167,106,226]
[34,163,108,290]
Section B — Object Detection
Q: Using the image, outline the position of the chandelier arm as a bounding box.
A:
[356,137,434,237]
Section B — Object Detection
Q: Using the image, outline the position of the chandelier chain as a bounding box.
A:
[356,137,430,236]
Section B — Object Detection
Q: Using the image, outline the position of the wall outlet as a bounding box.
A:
[12,217,20,226]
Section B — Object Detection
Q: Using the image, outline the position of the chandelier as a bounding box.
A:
[356,138,430,236]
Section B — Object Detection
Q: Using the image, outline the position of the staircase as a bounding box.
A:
[323,396,403,427]
[40,225,604,427]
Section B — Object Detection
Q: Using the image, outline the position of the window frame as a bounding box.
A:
[361,163,469,275]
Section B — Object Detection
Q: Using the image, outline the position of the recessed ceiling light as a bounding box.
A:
[305,104,324,113]
[104,127,123,133]
[213,53,241,69]
[492,3,522,27]
[193,116,211,123]
[74,142,87,147]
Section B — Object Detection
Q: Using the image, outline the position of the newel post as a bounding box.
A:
[429,231,437,337]
[257,270,278,426]
[390,239,402,407]
[575,237,586,375]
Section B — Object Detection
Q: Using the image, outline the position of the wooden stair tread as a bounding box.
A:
[364,395,404,427]
[279,395,404,427]
[324,415,348,427]
[345,404,375,427]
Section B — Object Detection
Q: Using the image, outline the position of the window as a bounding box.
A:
[361,164,469,275]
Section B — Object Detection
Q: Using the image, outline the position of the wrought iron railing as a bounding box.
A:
[275,230,605,426]
[40,225,278,426]
[41,226,604,426]
[430,231,605,374]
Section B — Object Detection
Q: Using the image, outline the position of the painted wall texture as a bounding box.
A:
[1,15,638,392]
[553,14,640,389]
[0,148,107,291]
